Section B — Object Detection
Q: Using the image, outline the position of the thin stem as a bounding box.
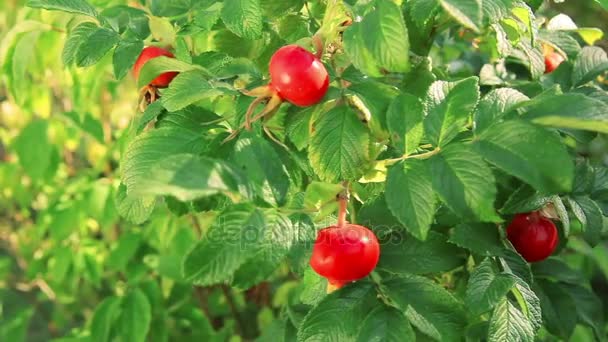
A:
[304,2,321,28]
[221,285,246,335]
[337,181,349,228]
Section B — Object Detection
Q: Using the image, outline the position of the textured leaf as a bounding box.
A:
[343,22,382,77]
[27,0,98,18]
[430,144,500,222]
[121,126,206,193]
[474,88,529,133]
[161,71,221,112]
[113,39,143,80]
[386,93,424,154]
[62,22,97,66]
[137,56,200,87]
[534,280,578,339]
[379,231,464,275]
[12,120,54,181]
[476,120,574,193]
[573,196,603,246]
[382,274,467,342]
[561,283,605,339]
[114,183,155,225]
[356,305,415,342]
[361,0,409,73]
[521,93,608,133]
[501,184,552,214]
[466,258,516,316]
[424,77,480,147]
[232,211,297,288]
[450,223,506,256]
[75,27,119,67]
[120,289,151,342]
[488,298,534,342]
[309,106,370,182]
[440,0,482,32]
[221,0,263,40]
[128,154,245,202]
[231,133,290,206]
[182,204,266,285]
[298,283,377,342]
[385,160,436,240]
[573,46,608,86]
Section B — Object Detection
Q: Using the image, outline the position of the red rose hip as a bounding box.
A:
[133,46,178,87]
[506,212,559,262]
[544,51,564,74]
[310,223,380,289]
[269,45,329,107]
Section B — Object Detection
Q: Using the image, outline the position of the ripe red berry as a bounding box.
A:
[133,46,178,87]
[506,212,559,262]
[268,45,329,107]
[310,223,380,288]
[544,51,564,74]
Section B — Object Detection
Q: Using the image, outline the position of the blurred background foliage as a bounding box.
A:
[1,0,608,341]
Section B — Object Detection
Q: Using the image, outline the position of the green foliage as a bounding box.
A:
[2,0,608,341]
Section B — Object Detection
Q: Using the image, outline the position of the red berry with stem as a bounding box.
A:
[506,212,559,262]
[268,44,329,107]
[310,223,380,289]
[544,51,564,74]
[133,46,178,87]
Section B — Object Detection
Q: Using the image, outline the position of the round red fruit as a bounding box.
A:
[310,223,380,288]
[544,52,564,74]
[133,46,178,87]
[506,212,558,262]
[269,45,329,107]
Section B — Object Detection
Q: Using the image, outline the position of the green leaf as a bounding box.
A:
[499,250,533,285]
[232,211,297,288]
[466,258,517,316]
[182,204,266,285]
[560,283,605,339]
[356,304,415,342]
[309,106,370,183]
[534,280,578,339]
[137,56,200,87]
[62,22,98,66]
[379,231,464,274]
[487,298,535,342]
[27,0,98,18]
[343,22,382,77]
[430,144,500,222]
[221,0,263,40]
[230,133,290,206]
[298,283,377,342]
[299,268,327,306]
[114,183,155,225]
[510,40,546,80]
[62,111,104,143]
[160,71,221,112]
[113,39,143,80]
[521,93,608,133]
[361,0,409,73]
[90,297,121,342]
[476,120,574,193]
[120,289,151,342]
[474,88,529,133]
[424,77,480,147]
[573,46,608,86]
[385,160,436,240]
[135,101,165,134]
[12,120,55,181]
[511,278,542,331]
[501,184,552,214]
[450,223,506,256]
[121,127,206,192]
[440,0,482,32]
[76,27,119,67]
[106,232,141,271]
[381,274,467,342]
[572,196,603,246]
[386,93,424,154]
[129,154,245,202]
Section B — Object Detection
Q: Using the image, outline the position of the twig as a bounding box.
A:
[337,181,349,227]
[221,285,246,335]
[384,147,441,166]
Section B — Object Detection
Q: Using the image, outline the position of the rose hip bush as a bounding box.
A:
[2,0,608,341]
